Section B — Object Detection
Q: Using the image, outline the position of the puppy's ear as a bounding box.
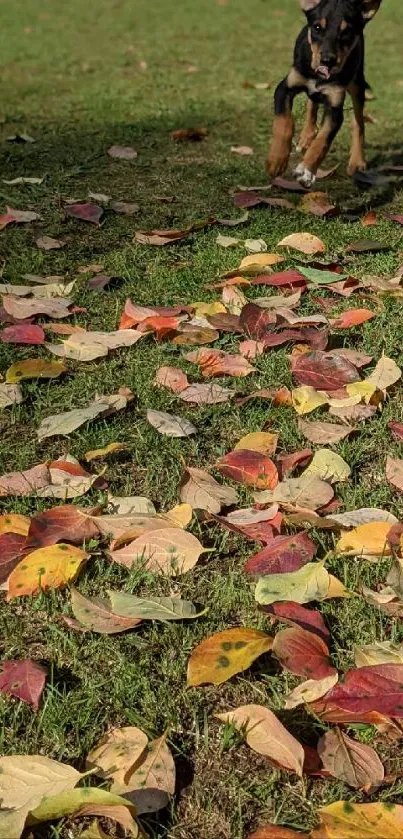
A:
[299,0,321,9]
[361,0,382,20]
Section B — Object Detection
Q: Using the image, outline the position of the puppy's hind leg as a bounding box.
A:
[297,99,319,153]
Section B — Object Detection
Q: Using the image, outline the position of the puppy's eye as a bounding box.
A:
[313,23,323,33]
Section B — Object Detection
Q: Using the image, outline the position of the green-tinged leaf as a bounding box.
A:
[297,266,348,285]
[108,590,207,621]
[255,561,330,605]
[28,788,134,825]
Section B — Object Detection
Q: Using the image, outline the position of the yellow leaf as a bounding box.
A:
[238,253,284,274]
[0,513,30,536]
[84,442,128,461]
[216,704,304,775]
[354,641,403,667]
[163,503,193,528]
[312,801,403,839]
[323,574,351,599]
[6,359,66,383]
[187,627,273,686]
[190,301,226,316]
[336,521,393,557]
[346,380,379,404]
[234,431,278,454]
[7,544,88,599]
[255,561,330,606]
[292,386,328,415]
[302,449,351,483]
[367,354,402,392]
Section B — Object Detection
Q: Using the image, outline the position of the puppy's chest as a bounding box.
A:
[307,79,345,106]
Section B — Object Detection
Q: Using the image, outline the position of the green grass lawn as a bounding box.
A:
[2,0,403,837]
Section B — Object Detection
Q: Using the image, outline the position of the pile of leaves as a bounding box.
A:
[3,186,403,839]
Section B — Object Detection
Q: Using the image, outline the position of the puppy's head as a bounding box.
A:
[299,0,382,80]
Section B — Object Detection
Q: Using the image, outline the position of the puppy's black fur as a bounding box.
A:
[268,0,383,188]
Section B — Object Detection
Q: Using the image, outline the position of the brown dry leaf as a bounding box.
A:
[386,456,403,492]
[178,382,234,404]
[179,466,238,513]
[46,329,143,361]
[107,145,138,159]
[216,704,304,775]
[146,409,197,438]
[109,528,206,575]
[260,474,334,511]
[298,419,353,445]
[155,365,189,393]
[231,145,254,155]
[36,236,65,250]
[2,294,72,320]
[0,383,23,409]
[300,191,338,219]
[277,232,326,255]
[317,727,384,790]
[362,211,378,226]
[86,727,148,787]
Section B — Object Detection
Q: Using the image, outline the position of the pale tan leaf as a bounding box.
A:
[216,704,304,775]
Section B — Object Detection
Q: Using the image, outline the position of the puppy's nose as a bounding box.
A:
[321,52,336,68]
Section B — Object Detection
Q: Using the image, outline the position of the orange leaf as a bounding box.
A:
[187,628,273,685]
[184,348,254,377]
[216,449,278,489]
[330,308,375,329]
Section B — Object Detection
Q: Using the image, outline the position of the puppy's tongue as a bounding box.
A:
[317,65,330,79]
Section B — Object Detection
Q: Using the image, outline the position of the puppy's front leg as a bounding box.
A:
[268,71,303,177]
[296,89,345,188]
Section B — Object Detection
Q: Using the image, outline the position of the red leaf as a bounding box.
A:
[65,202,104,225]
[292,350,360,391]
[265,328,329,351]
[272,627,337,680]
[277,449,312,479]
[251,270,307,288]
[330,308,375,329]
[0,659,46,709]
[48,460,90,477]
[215,450,278,490]
[389,421,403,440]
[25,505,100,549]
[1,324,45,345]
[240,304,277,338]
[244,532,315,576]
[385,214,403,226]
[0,532,28,583]
[233,191,266,208]
[323,664,403,716]
[212,511,283,544]
[137,315,181,338]
[262,601,330,643]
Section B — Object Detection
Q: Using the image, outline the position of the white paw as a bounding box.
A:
[294,164,316,188]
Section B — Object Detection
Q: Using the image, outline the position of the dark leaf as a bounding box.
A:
[272,627,337,680]
[345,239,389,253]
[262,601,330,643]
[292,350,360,390]
[65,202,104,225]
[244,532,315,576]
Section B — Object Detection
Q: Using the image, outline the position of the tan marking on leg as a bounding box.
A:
[298,100,319,151]
[267,113,295,177]
[303,113,335,173]
[347,82,366,175]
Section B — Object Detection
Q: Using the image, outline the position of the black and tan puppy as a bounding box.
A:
[268,0,383,188]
